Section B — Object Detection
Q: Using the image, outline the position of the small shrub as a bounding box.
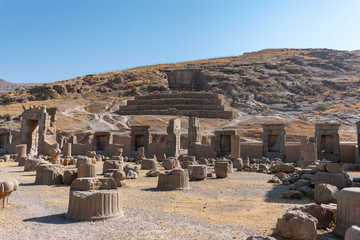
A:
[316,104,328,112]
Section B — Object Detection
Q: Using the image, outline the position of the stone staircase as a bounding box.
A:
[116,92,234,119]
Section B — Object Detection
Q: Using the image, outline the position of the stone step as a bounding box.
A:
[116,109,234,119]
[135,92,220,100]
[120,104,225,111]
[127,98,222,106]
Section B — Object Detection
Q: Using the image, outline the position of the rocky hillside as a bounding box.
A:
[1,48,360,126]
[0,79,35,93]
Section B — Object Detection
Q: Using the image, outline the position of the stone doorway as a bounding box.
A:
[28,119,39,155]
[219,135,231,155]
[135,135,145,151]
[320,135,334,154]
[0,134,6,153]
[95,135,107,151]
[268,134,280,152]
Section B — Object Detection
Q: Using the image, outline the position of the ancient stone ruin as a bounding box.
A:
[130,126,150,156]
[166,118,181,158]
[315,122,340,162]
[66,177,124,221]
[188,117,200,156]
[0,179,19,208]
[157,169,190,190]
[262,123,286,160]
[20,106,57,155]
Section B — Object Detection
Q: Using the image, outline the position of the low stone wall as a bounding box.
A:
[195,143,216,158]
[147,142,166,157]
[72,143,93,156]
[340,142,357,163]
[240,142,263,159]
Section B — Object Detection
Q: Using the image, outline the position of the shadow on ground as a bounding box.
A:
[23,213,75,225]
[265,183,313,205]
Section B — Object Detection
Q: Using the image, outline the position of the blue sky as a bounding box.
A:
[1,0,360,83]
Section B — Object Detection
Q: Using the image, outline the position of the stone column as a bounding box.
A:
[188,117,200,156]
[231,135,241,159]
[166,118,181,158]
[16,144,27,157]
[63,143,72,157]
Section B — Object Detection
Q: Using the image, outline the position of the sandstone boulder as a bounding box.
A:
[314,184,339,204]
[326,163,344,173]
[276,210,318,240]
[291,203,334,229]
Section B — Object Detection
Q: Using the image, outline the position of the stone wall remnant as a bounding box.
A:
[315,122,340,162]
[188,117,200,156]
[130,126,150,156]
[262,123,286,160]
[166,118,181,158]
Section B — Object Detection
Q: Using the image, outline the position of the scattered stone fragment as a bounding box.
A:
[314,184,339,204]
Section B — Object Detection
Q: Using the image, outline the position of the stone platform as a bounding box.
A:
[116,92,234,119]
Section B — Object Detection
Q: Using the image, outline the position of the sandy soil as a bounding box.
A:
[0,161,319,240]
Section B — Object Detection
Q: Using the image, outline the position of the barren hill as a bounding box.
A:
[1,48,360,140]
[0,79,35,93]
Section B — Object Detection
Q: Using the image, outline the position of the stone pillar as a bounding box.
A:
[188,117,200,156]
[130,126,150,157]
[157,169,190,190]
[63,143,72,157]
[16,144,27,157]
[66,178,124,221]
[357,121,360,163]
[315,122,340,162]
[166,118,181,158]
[334,188,360,238]
[262,124,286,161]
[49,148,61,164]
[231,135,241,159]
[298,136,317,168]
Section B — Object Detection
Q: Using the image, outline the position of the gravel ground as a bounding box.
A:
[0,161,326,240]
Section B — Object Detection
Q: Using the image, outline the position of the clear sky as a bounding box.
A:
[1,0,360,83]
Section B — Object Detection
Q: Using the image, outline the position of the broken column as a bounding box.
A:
[188,117,200,156]
[262,123,286,160]
[356,121,360,163]
[49,148,61,164]
[35,163,64,184]
[0,180,19,208]
[166,118,181,158]
[141,158,158,170]
[315,122,340,162]
[63,143,72,157]
[157,169,190,190]
[334,188,360,238]
[77,159,96,178]
[103,160,123,174]
[16,144,27,166]
[66,177,124,221]
[214,161,229,178]
[188,165,207,181]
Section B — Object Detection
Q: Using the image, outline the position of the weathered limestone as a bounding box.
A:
[276,210,318,240]
[345,225,360,240]
[66,177,124,221]
[0,180,19,208]
[16,144,27,166]
[63,142,72,157]
[24,159,45,171]
[141,158,158,170]
[0,129,11,154]
[290,203,335,229]
[214,130,240,157]
[49,148,61,164]
[35,163,64,185]
[299,136,317,168]
[103,160,123,174]
[314,171,351,189]
[135,147,145,163]
[146,169,160,177]
[178,155,196,169]
[20,106,57,155]
[314,184,339,204]
[163,157,178,170]
[334,188,360,237]
[77,161,96,178]
[188,165,207,181]
[315,122,340,162]
[104,170,126,187]
[262,124,286,161]
[214,161,229,178]
[130,126,150,156]
[166,118,181,158]
[188,117,201,156]
[157,169,190,190]
[63,169,77,185]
